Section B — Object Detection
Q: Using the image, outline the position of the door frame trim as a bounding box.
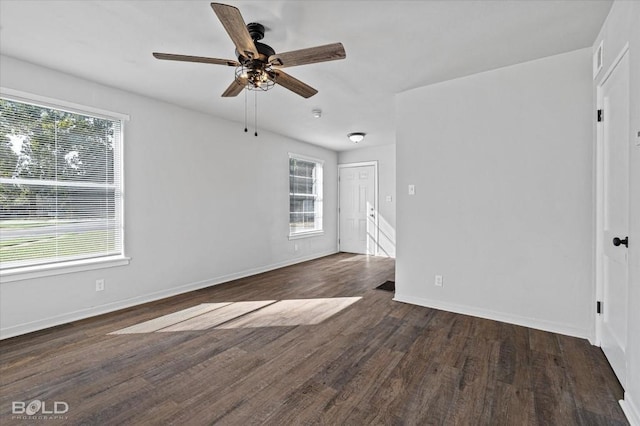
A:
[594,42,629,347]
[337,161,379,255]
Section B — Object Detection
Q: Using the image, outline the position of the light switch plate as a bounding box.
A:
[408,185,415,195]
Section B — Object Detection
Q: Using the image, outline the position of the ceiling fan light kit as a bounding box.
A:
[233,22,276,92]
[152,2,346,134]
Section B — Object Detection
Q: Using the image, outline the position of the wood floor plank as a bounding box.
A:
[482,381,537,425]
[168,325,354,424]
[317,347,405,423]
[0,253,628,425]
[557,334,628,422]
[531,349,579,424]
[529,327,562,355]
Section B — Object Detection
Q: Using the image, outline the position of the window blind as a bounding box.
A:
[0,96,124,270]
[289,154,323,236]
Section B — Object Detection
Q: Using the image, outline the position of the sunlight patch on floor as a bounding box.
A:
[109,302,232,334]
[159,300,276,332]
[339,254,369,262]
[109,297,362,334]
[217,297,361,329]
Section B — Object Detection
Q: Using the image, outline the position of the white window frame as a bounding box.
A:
[288,153,324,239]
[0,88,130,283]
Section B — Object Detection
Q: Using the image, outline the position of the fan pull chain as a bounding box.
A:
[244,87,248,133]
[254,90,258,137]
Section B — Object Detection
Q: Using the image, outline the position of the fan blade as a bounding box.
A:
[153,52,240,67]
[268,70,318,98]
[211,3,258,60]
[269,43,346,68]
[221,77,247,97]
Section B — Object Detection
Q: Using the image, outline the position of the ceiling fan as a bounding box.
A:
[153,2,346,99]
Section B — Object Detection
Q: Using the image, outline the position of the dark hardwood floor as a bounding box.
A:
[0,253,628,425]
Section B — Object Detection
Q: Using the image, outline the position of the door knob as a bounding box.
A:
[613,236,628,247]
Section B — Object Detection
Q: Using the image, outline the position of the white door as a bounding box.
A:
[339,164,377,254]
[598,49,630,388]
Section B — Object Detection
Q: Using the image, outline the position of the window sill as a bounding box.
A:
[0,256,131,283]
[289,230,324,240]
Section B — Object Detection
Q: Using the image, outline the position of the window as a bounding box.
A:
[0,93,127,276]
[289,154,323,238]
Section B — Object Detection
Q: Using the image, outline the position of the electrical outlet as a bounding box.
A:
[434,275,443,287]
[294,243,299,252]
[95,279,105,292]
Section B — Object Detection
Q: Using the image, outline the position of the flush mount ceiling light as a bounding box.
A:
[312,108,322,118]
[348,132,366,143]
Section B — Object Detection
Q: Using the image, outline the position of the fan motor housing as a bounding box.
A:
[247,22,265,40]
[236,23,275,64]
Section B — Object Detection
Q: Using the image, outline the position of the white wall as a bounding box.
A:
[0,55,338,339]
[338,144,396,257]
[594,1,640,423]
[395,48,593,338]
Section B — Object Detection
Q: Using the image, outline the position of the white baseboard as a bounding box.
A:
[0,250,337,340]
[621,393,640,426]
[392,293,590,339]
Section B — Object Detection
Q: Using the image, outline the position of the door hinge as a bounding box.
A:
[597,109,603,122]
[597,301,602,314]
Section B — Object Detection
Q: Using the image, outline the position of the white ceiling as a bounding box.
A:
[0,0,612,151]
